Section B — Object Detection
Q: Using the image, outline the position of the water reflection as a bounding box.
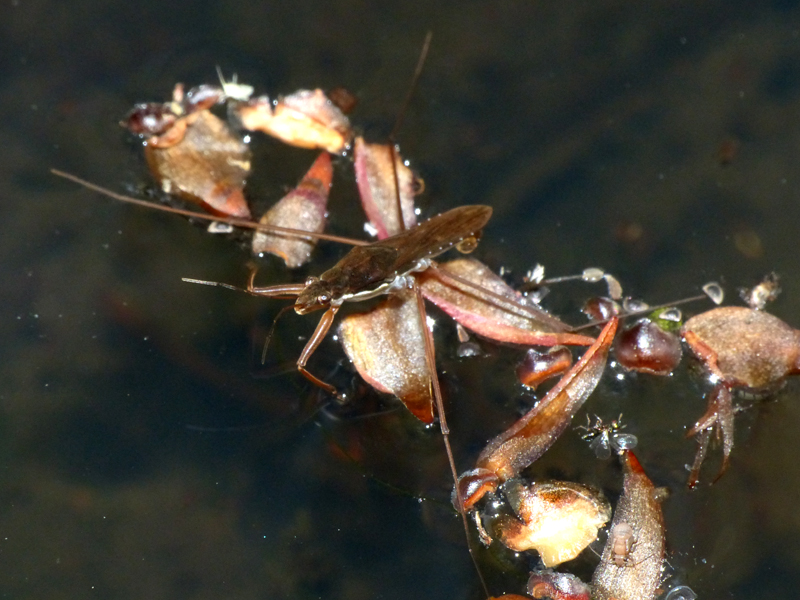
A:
[2,1,800,599]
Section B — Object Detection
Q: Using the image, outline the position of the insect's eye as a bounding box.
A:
[318,293,330,304]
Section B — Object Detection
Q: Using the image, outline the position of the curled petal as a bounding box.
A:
[494,480,611,567]
[453,468,500,512]
[252,152,332,268]
[517,346,573,389]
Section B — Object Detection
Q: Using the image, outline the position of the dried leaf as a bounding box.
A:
[144,110,251,218]
[682,306,800,388]
[338,289,433,423]
[354,137,418,239]
[476,317,617,482]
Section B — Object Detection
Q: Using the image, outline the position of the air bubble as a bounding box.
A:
[623,298,650,313]
[611,433,638,452]
[702,282,724,305]
[664,585,697,600]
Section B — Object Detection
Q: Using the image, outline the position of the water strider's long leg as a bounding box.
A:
[412,279,489,598]
[296,305,342,399]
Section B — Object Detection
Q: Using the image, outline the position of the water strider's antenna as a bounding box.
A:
[389,31,433,233]
[570,291,715,333]
[261,304,296,364]
[51,169,369,246]
[390,31,433,144]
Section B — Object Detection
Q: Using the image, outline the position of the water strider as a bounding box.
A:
[184,203,494,398]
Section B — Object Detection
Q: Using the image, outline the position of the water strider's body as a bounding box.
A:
[294,204,493,313]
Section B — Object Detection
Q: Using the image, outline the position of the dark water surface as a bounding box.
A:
[4,2,800,599]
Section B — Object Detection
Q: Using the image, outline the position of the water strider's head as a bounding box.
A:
[294,276,335,315]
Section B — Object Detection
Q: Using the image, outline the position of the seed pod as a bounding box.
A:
[123,102,179,137]
[516,346,573,389]
[582,296,620,322]
[615,319,682,376]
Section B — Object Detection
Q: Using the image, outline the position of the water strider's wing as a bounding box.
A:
[373,205,493,276]
[318,205,492,299]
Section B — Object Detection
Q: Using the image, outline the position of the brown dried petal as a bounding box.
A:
[237,89,352,154]
[420,259,595,347]
[338,289,433,423]
[475,318,617,484]
[144,110,252,218]
[252,152,332,268]
[354,137,417,239]
[682,306,800,388]
[591,451,666,600]
[495,480,611,567]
